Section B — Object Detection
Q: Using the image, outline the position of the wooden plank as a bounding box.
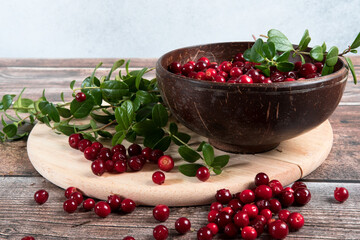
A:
[0,58,158,68]
[0,177,359,239]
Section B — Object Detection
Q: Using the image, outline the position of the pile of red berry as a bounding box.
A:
[197,172,311,240]
[68,133,175,184]
[168,54,324,83]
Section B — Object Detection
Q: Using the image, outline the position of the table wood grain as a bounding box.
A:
[0,57,360,240]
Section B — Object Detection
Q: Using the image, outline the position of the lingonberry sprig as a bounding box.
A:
[246,29,359,83]
[0,59,230,177]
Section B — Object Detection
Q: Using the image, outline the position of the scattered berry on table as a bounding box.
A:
[63,199,78,213]
[153,225,169,240]
[175,217,191,234]
[94,201,111,218]
[152,171,165,185]
[82,198,95,211]
[196,166,210,182]
[153,204,170,222]
[34,189,49,205]
[334,187,349,202]
[121,198,136,213]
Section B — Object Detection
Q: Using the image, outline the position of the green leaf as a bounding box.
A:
[39,101,60,122]
[350,32,360,49]
[90,62,103,84]
[345,57,357,84]
[2,94,15,111]
[98,130,112,138]
[178,145,201,163]
[172,132,191,146]
[350,49,358,53]
[153,136,172,152]
[197,141,206,151]
[83,132,96,142]
[152,104,168,128]
[56,107,71,118]
[125,130,137,143]
[276,62,294,72]
[300,54,306,64]
[112,131,126,146]
[250,38,265,63]
[262,42,276,60]
[325,46,339,67]
[213,167,222,175]
[90,112,115,124]
[81,77,102,105]
[135,104,154,122]
[179,163,203,177]
[60,92,65,102]
[3,123,17,138]
[275,50,291,62]
[143,128,165,148]
[243,49,251,61]
[106,59,125,81]
[114,101,134,131]
[90,119,97,130]
[132,119,157,136]
[100,80,129,103]
[1,116,7,127]
[70,95,95,119]
[267,29,294,52]
[321,42,327,52]
[135,68,148,90]
[321,64,334,76]
[211,155,230,168]
[125,59,131,75]
[254,65,270,77]
[309,45,324,62]
[169,122,178,135]
[13,98,34,113]
[121,100,135,124]
[136,90,155,104]
[298,29,311,51]
[202,143,214,166]
[70,80,76,90]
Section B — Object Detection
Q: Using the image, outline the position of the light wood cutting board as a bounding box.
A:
[27,120,333,206]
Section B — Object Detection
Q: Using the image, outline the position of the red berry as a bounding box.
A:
[242,204,258,219]
[278,209,291,222]
[269,220,289,239]
[299,63,317,77]
[112,152,127,162]
[75,92,86,102]
[181,63,194,76]
[208,210,219,223]
[111,144,127,155]
[63,199,77,213]
[94,201,111,218]
[198,57,210,66]
[237,74,253,83]
[195,61,208,72]
[254,172,269,186]
[91,159,105,176]
[246,69,261,82]
[220,61,232,72]
[168,62,181,74]
[64,187,79,199]
[279,190,295,207]
[261,78,272,83]
[271,72,285,82]
[158,155,174,172]
[197,227,213,240]
[228,198,242,211]
[241,226,257,240]
[153,204,170,222]
[255,185,273,200]
[215,189,232,204]
[91,142,103,153]
[216,211,232,229]
[104,160,114,172]
[284,78,295,82]
[152,171,166,185]
[260,209,272,221]
[234,53,245,62]
[22,237,35,240]
[83,198,95,211]
[153,225,169,240]
[291,181,307,191]
[114,160,127,173]
[34,189,49,205]
[294,187,311,205]
[107,194,122,211]
[206,223,219,235]
[123,237,135,240]
[239,189,255,204]
[84,146,98,160]
[229,67,243,78]
[141,147,152,160]
[268,179,283,196]
[175,217,191,234]
[314,62,324,73]
[209,62,218,69]
[121,198,136,213]
[283,187,294,193]
[128,143,142,156]
[195,72,206,80]
[78,139,92,152]
[224,222,238,237]
[210,202,223,211]
[221,206,234,217]
[255,199,270,211]
[334,187,349,202]
[269,199,282,213]
[288,212,305,230]
[213,75,226,83]
[294,61,302,70]
[218,71,228,79]
[70,192,83,206]
[68,133,83,149]
[205,68,217,80]
[233,211,249,228]
[196,166,210,181]
[128,156,145,171]
[250,216,266,236]
[149,149,164,163]
[98,147,112,161]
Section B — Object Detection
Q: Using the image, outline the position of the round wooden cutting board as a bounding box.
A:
[27,121,333,206]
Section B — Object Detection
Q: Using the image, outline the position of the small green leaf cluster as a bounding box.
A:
[244,29,359,84]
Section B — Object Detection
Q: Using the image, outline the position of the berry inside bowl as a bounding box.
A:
[156,42,348,153]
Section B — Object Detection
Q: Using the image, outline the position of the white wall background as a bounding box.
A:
[0,0,359,58]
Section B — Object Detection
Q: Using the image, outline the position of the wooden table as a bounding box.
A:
[0,58,359,240]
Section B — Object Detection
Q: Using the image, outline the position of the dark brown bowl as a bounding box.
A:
[156,42,348,153]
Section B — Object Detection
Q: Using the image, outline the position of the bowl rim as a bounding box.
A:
[156,41,348,90]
